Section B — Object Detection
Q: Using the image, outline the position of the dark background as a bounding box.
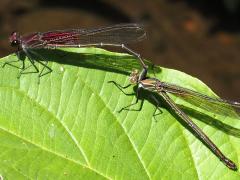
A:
[0,0,240,100]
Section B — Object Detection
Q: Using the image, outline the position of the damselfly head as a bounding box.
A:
[129,69,139,84]
[9,32,20,47]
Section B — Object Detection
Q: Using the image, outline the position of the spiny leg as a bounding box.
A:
[108,81,133,95]
[2,60,22,69]
[108,80,144,112]
[18,50,39,78]
[36,59,52,77]
[149,94,163,121]
[2,51,24,69]
[29,50,52,78]
[118,87,144,113]
[118,96,144,113]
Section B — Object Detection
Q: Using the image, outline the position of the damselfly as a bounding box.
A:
[110,69,240,170]
[4,24,148,78]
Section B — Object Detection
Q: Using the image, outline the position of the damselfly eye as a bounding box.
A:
[129,69,139,84]
[11,40,19,47]
[9,31,20,47]
[129,76,138,84]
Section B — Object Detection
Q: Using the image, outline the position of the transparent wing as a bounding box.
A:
[161,82,240,119]
[40,23,146,45]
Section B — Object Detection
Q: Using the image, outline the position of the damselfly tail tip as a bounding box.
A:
[223,158,238,171]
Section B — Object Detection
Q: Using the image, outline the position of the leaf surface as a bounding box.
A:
[0,48,239,179]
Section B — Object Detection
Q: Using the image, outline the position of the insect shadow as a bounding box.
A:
[4,48,160,78]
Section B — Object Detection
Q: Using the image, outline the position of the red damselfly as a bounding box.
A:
[110,69,240,170]
[4,24,148,78]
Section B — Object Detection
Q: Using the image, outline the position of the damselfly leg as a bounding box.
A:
[2,50,25,70]
[108,80,162,116]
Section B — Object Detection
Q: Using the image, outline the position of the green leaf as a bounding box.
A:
[0,47,239,179]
